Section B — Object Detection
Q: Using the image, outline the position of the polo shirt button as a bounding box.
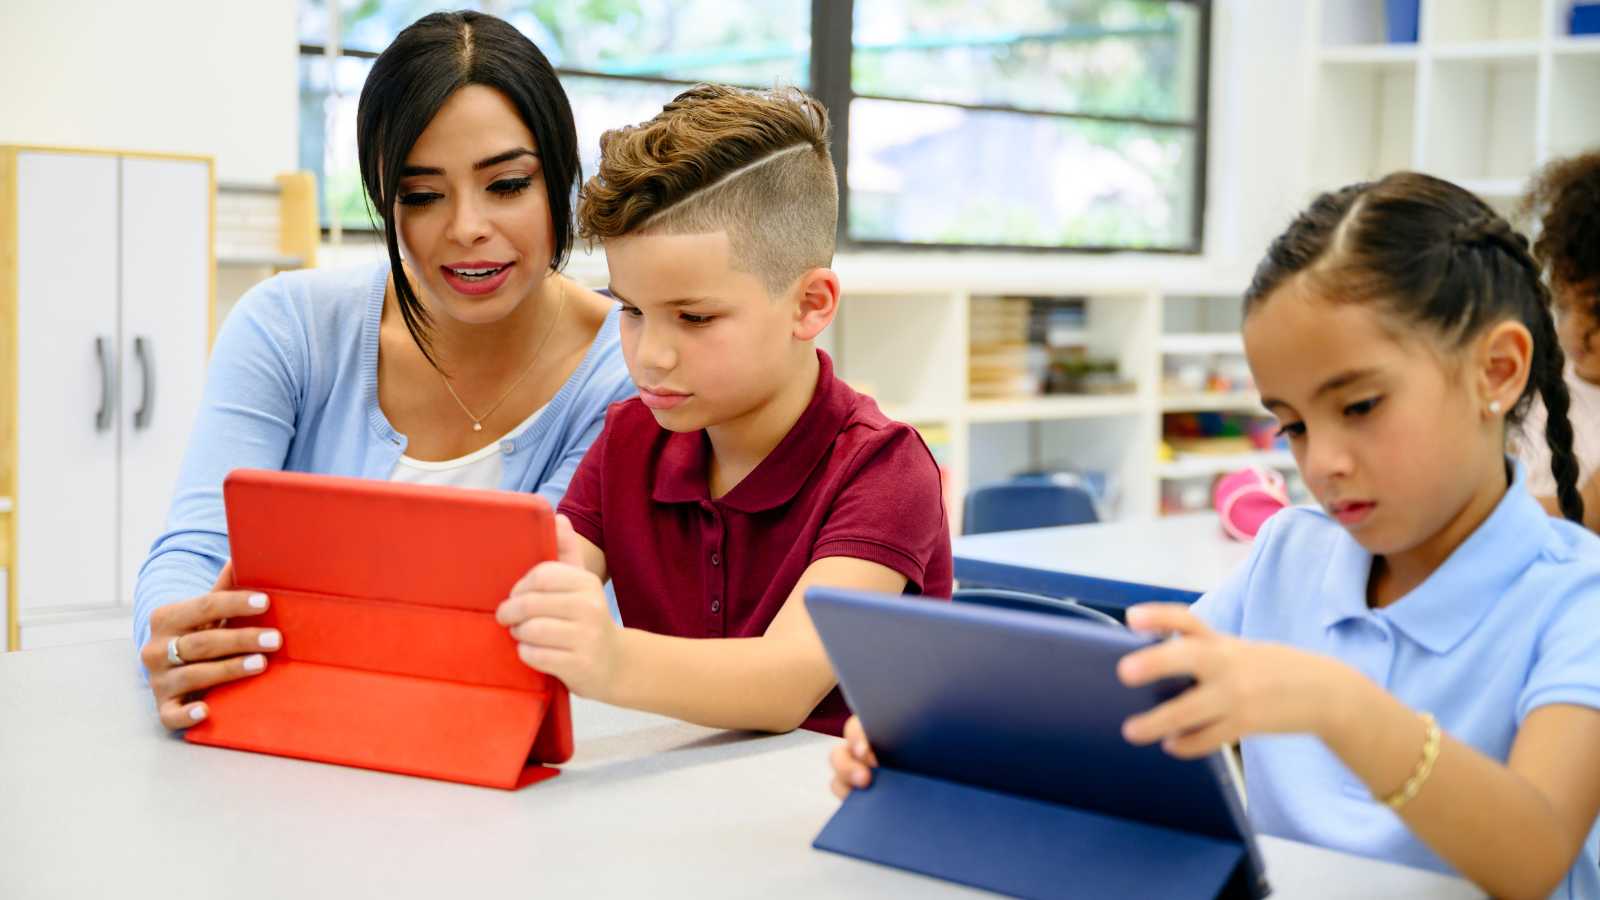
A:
[711,600,721,613]
[711,553,721,566]
[500,441,515,454]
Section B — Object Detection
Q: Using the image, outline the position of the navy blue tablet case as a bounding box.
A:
[807,588,1269,899]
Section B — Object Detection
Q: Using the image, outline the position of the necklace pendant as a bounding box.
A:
[473,422,483,432]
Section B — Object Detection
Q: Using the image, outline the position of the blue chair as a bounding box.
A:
[961,475,1100,535]
[953,588,1122,628]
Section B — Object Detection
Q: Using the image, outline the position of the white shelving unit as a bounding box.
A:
[824,268,1281,526]
[1308,0,1600,211]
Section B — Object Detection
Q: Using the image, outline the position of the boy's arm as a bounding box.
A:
[497,517,902,733]
[569,531,608,584]
[610,555,903,733]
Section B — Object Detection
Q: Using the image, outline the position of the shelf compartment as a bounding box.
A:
[1423,57,1537,185]
[1550,54,1600,158]
[1158,450,1296,481]
[1427,0,1543,44]
[1312,58,1417,189]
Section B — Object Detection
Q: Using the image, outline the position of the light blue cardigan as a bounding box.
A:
[132,262,634,652]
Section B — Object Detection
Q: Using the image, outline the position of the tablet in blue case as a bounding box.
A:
[807,587,1269,899]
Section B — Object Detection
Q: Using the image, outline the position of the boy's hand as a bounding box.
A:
[829,715,880,799]
[496,514,622,701]
[1116,603,1357,759]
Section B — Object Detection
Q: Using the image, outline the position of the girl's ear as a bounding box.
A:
[1477,320,1533,419]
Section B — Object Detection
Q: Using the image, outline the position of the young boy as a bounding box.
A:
[494,84,952,736]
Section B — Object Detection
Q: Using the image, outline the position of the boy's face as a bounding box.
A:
[605,231,815,433]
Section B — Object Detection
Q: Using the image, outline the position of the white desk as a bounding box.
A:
[0,640,1479,899]
[954,513,1253,606]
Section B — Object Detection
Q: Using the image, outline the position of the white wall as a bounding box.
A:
[0,0,298,182]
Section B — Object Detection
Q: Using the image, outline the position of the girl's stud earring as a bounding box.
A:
[1489,400,1503,415]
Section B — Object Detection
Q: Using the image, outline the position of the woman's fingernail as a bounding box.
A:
[259,631,281,649]
[851,741,866,760]
[243,654,266,672]
[852,769,868,787]
[189,705,208,721]
[248,593,268,609]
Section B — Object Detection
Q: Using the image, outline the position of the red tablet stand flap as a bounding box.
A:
[184,469,572,788]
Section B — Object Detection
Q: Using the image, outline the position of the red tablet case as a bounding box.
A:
[184,469,573,790]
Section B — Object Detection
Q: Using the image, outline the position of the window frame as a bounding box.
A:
[300,0,1211,254]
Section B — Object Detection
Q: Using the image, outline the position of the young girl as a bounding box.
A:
[1515,151,1600,531]
[831,173,1600,898]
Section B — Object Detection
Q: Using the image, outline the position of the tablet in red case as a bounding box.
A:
[184,469,572,789]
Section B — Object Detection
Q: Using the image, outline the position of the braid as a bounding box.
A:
[1455,216,1586,522]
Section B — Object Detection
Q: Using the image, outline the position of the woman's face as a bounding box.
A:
[1554,280,1600,384]
[393,84,554,326]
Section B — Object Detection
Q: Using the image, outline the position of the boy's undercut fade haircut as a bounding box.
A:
[577,84,838,296]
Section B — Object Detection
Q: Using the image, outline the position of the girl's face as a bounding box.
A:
[393,84,555,326]
[1244,277,1506,559]
[1553,280,1600,385]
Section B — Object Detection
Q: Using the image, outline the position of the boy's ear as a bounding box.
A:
[792,267,840,341]
[1477,320,1533,419]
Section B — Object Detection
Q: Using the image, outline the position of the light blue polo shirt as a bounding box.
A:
[1193,460,1600,897]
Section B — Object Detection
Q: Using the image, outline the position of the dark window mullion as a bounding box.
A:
[299,42,379,59]
[1189,0,1213,253]
[812,0,854,246]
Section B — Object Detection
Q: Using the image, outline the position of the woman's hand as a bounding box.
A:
[139,561,281,730]
[1117,603,1359,758]
[829,715,880,800]
[497,515,621,700]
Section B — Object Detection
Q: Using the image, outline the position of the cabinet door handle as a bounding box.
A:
[133,335,154,431]
[94,336,113,432]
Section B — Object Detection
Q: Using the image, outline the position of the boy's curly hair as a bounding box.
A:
[576,84,838,296]
[1519,151,1600,295]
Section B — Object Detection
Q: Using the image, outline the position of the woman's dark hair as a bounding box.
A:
[1243,172,1584,523]
[1519,151,1600,345]
[357,10,579,365]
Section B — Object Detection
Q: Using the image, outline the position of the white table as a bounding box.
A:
[954,513,1253,608]
[0,640,1480,899]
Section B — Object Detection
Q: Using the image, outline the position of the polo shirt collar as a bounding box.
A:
[650,350,852,512]
[1317,459,1554,654]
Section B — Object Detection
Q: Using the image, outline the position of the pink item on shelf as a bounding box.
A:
[1213,467,1290,542]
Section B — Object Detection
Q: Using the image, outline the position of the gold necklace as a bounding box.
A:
[438,278,568,432]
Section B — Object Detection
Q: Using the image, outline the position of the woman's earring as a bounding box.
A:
[1489,400,1504,416]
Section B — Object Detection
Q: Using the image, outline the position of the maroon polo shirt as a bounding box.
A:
[559,350,953,735]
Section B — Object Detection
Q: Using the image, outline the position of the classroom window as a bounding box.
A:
[832,0,1208,252]
[298,0,1208,252]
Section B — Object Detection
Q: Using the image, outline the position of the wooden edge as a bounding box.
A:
[1,147,17,651]
[0,143,211,165]
[208,159,218,348]
[275,171,318,270]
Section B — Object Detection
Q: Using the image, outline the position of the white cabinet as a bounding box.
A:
[1,146,213,650]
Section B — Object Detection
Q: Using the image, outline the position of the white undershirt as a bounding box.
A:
[388,405,545,490]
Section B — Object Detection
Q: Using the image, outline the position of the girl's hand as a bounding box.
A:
[1117,603,1356,758]
[496,515,621,700]
[139,561,281,730]
[829,715,880,800]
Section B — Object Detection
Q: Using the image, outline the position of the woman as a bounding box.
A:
[134,11,633,729]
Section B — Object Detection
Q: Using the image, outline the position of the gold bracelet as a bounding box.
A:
[1381,711,1441,811]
